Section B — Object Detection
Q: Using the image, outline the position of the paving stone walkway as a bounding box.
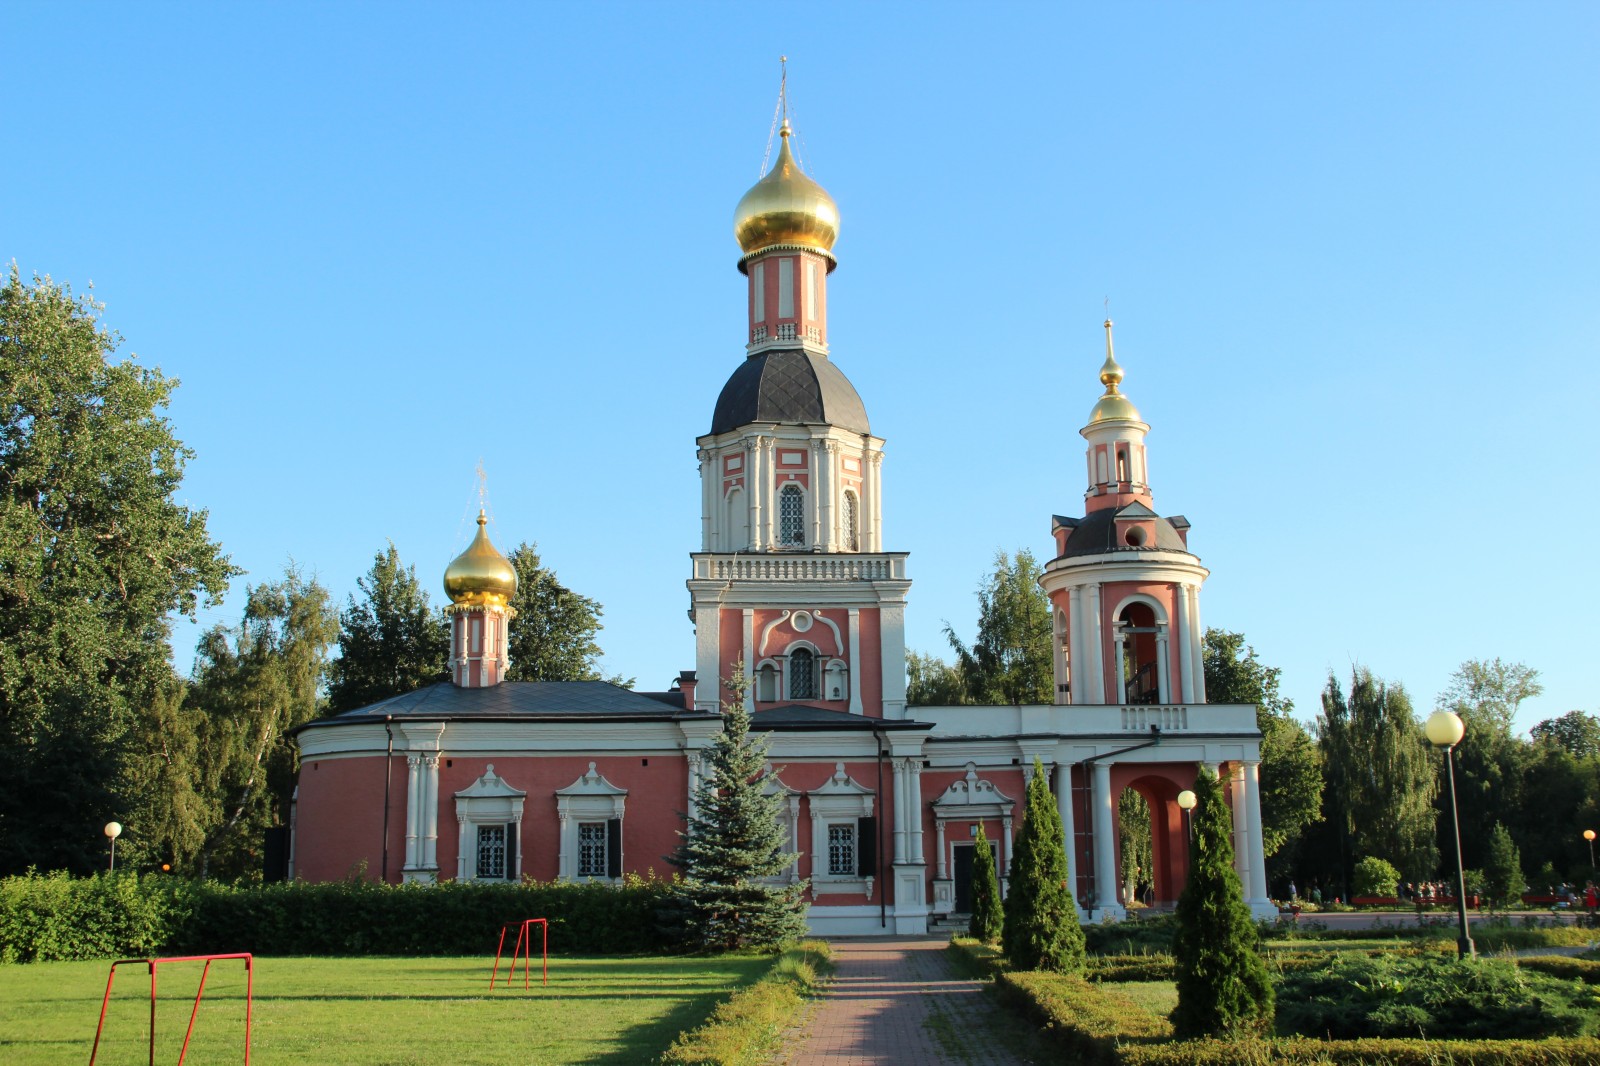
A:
[774,937,1039,1066]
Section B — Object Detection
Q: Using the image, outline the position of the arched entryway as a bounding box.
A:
[1114,771,1191,906]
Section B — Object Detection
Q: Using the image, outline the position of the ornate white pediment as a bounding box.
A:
[557,762,628,797]
[932,764,1015,819]
[762,764,802,797]
[455,764,527,801]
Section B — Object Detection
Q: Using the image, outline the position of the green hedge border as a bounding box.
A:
[660,941,832,1065]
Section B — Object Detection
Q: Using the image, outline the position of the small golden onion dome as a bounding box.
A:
[733,121,840,259]
[443,511,518,606]
[1088,319,1143,424]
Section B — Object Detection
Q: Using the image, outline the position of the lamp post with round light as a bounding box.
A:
[1177,790,1197,847]
[1585,829,1596,870]
[103,822,122,873]
[1425,710,1475,959]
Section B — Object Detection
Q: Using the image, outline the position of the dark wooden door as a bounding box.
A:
[953,842,997,912]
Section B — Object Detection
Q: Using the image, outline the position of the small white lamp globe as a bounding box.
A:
[104,821,122,840]
[1424,709,1466,749]
[1176,790,1197,811]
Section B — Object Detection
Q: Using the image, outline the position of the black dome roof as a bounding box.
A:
[710,349,870,436]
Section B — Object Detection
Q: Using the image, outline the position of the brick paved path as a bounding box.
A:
[775,937,1036,1066]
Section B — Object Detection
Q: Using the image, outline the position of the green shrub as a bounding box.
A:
[946,937,1005,979]
[1518,955,1600,984]
[661,941,831,1065]
[1121,1036,1600,1065]
[1274,953,1598,1040]
[1351,856,1402,900]
[1082,912,1178,956]
[1087,953,1175,982]
[995,971,1168,1065]
[1001,758,1085,972]
[967,822,1002,943]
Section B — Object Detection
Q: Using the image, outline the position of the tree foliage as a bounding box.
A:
[670,667,806,951]
[1001,759,1084,972]
[189,570,337,879]
[1203,629,1322,859]
[504,542,626,684]
[1351,855,1401,899]
[905,650,966,707]
[944,549,1053,706]
[1317,668,1438,881]
[1482,822,1528,908]
[1118,788,1152,904]
[1433,660,1540,874]
[1439,658,1543,738]
[325,545,447,713]
[968,821,1003,942]
[1530,711,1600,760]
[0,269,233,874]
[1172,768,1274,1038]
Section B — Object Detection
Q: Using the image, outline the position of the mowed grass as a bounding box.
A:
[0,954,773,1065]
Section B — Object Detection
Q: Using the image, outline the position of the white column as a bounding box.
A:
[1055,763,1078,904]
[1002,816,1014,878]
[891,758,908,864]
[1189,584,1207,702]
[1155,625,1172,704]
[421,754,440,874]
[1092,761,1117,911]
[513,814,524,880]
[1112,623,1128,705]
[456,815,469,880]
[1243,761,1269,905]
[847,607,864,715]
[558,813,571,880]
[760,438,776,549]
[909,762,925,860]
[822,441,839,547]
[1229,763,1251,895]
[1066,586,1083,705]
[699,448,714,551]
[1052,609,1068,705]
[935,819,948,879]
[808,440,822,546]
[403,755,422,869]
[868,451,884,550]
[685,748,702,821]
[1176,584,1196,704]
[746,440,759,551]
[742,609,756,713]
[1085,584,1105,705]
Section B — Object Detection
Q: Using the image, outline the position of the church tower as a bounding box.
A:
[443,511,518,687]
[687,118,911,716]
[1039,323,1211,708]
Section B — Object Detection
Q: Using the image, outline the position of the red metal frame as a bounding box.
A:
[89,953,253,1066]
[489,918,548,989]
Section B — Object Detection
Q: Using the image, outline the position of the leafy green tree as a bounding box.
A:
[505,542,628,685]
[968,822,1003,942]
[1482,822,1528,909]
[1318,668,1438,886]
[1435,659,1539,873]
[0,269,234,874]
[1351,856,1402,899]
[945,549,1053,706]
[119,674,208,872]
[1439,658,1543,737]
[190,569,338,879]
[905,650,966,706]
[1002,758,1084,972]
[670,666,806,951]
[1172,769,1274,1038]
[1118,788,1153,904]
[325,545,448,713]
[1530,711,1600,760]
[1203,630,1322,862]
[1507,740,1600,882]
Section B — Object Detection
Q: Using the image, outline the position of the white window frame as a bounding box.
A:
[778,485,805,546]
[453,765,527,883]
[557,762,627,883]
[808,763,875,897]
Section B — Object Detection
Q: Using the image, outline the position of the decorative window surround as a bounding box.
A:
[931,764,1015,913]
[763,767,803,885]
[557,762,627,882]
[809,763,875,897]
[453,765,527,882]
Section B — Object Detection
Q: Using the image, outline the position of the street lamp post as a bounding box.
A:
[1177,790,1197,848]
[103,822,122,873]
[1425,710,1475,960]
[1585,829,1596,870]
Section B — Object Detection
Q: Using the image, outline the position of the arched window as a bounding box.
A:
[789,647,817,700]
[842,490,860,551]
[757,663,777,702]
[779,485,805,546]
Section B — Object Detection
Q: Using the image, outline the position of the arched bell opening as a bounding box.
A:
[1117,602,1162,705]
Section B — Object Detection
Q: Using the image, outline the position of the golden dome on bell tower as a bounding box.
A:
[733,120,840,264]
[1087,319,1144,424]
[443,511,518,607]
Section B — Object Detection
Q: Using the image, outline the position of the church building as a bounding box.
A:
[290,113,1273,933]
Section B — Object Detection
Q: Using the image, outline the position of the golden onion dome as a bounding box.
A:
[733,120,839,263]
[1088,319,1143,424]
[443,511,518,606]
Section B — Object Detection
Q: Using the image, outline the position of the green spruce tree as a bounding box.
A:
[968,822,1003,942]
[1482,822,1527,909]
[670,666,807,951]
[1001,758,1085,972]
[1172,769,1274,1037]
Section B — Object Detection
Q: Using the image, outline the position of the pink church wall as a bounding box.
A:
[294,756,401,883]
[772,758,888,907]
[857,609,882,715]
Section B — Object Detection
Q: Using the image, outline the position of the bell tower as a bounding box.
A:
[1039,323,1210,708]
[687,112,910,718]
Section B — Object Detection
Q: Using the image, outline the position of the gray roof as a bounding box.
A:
[1053,505,1192,559]
[297,681,713,731]
[710,349,870,435]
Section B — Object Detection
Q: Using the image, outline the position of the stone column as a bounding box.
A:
[1176,584,1195,704]
[1052,609,1068,705]
[869,451,884,551]
[1155,624,1172,704]
[1002,815,1015,879]
[809,439,823,547]
[403,755,422,871]
[1243,761,1270,905]
[909,762,925,860]
[891,757,909,864]
[935,818,948,879]
[698,448,714,550]
[746,439,760,551]
[847,607,863,715]
[1092,761,1117,912]
[1055,762,1078,905]
[1085,584,1105,705]
[421,754,440,876]
[1188,584,1207,702]
[1229,763,1251,895]
[1066,586,1083,705]
[1112,622,1128,705]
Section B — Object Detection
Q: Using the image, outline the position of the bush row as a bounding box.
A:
[994,971,1171,1066]
[661,940,832,1065]
[1120,1037,1600,1065]
[1,870,679,962]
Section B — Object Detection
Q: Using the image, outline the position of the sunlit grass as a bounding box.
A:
[0,954,771,1065]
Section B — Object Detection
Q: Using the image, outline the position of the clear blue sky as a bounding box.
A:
[8,2,1596,734]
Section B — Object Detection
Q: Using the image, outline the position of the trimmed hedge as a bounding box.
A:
[1088,953,1175,983]
[1121,1037,1600,1065]
[1,870,679,962]
[661,941,832,1065]
[995,971,1170,1065]
[1517,955,1600,984]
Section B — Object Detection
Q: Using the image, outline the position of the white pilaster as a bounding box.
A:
[403,755,421,870]
[891,758,908,864]
[421,754,440,875]
[1092,761,1119,916]
[909,762,925,859]
[809,439,822,546]
[880,602,908,718]
[1155,626,1172,704]
[747,439,760,551]
[1052,609,1068,705]
[1229,762,1251,897]
[870,452,884,550]
[1055,763,1079,907]
[1243,761,1270,908]
[1189,583,1207,702]
[699,448,713,551]
[1112,623,1127,704]
[935,819,948,879]
[847,607,863,715]
[1085,584,1105,704]
[1067,586,1083,705]
[742,608,756,713]
[1176,584,1195,704]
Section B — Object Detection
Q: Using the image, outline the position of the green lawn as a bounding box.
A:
[0,954,772,1065]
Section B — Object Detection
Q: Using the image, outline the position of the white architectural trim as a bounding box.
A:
[808,763,876,897]
[555,763,627,882]
[453,764,527,882]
